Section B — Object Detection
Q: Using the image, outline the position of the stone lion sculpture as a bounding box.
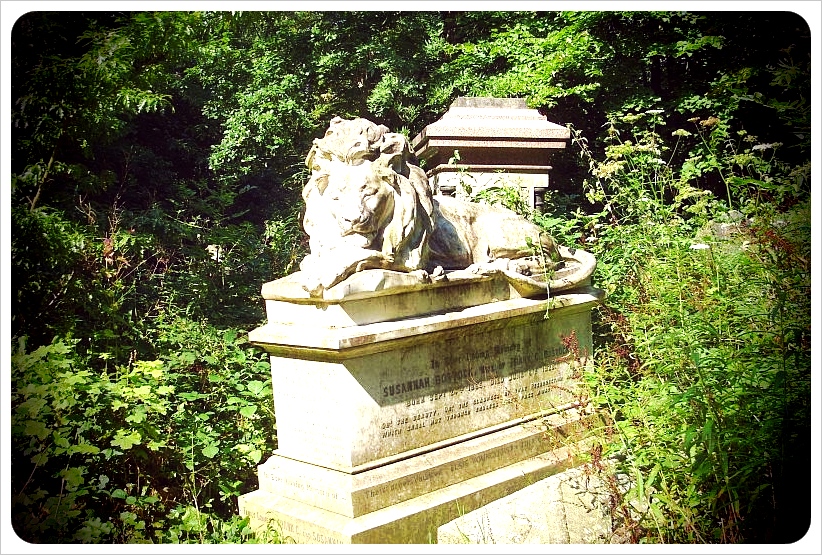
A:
[298,116,565,297]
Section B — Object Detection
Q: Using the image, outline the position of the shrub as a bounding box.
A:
[11,316,278,543]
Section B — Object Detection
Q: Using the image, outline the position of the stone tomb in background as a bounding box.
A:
[238,268,604,543]
[412,97,570,212]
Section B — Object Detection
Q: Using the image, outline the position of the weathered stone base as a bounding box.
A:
[239,408,600,544]
[242,271,605,544]
[438,465,611,544]
[240,440,595,544]
[437,460,638,544]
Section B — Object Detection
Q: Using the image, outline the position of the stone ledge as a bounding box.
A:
[240,438,595,544]
[249,286,603,356]
[257,406,600,517]
[428,164,554,175]
[412,97,570,170]
[248,290,604,358]
[438,464,623,544]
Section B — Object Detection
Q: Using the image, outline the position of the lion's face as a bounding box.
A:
[319,159,396,239]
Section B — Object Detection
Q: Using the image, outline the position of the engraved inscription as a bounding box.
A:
[268,305,595,469]
[374,331,584,446]
[242,509,344,543]
[275,519,344,544]
[383,376,430,398]
[261,468,341,501]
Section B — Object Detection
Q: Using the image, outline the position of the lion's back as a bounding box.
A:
[430,195,544,268]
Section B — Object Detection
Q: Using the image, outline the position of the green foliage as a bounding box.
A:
[470,179,534,216]
[11,319,278,543]
[556,111,811,542]
[195,11,446,188]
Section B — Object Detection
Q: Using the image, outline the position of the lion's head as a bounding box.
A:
[299,118,437,290]
[312,158,398,246]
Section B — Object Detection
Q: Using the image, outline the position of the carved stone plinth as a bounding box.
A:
[411,97,570,211]
[239,270,604,543]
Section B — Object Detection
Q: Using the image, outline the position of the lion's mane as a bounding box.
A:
[299,117,437,292]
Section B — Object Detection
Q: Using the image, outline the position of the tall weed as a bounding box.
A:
[558,112,811,543]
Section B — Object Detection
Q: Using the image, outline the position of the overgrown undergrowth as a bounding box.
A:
[549,113,812,544]
[11,317,281,543]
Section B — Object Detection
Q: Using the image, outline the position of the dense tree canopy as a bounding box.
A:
[9,9,812,545]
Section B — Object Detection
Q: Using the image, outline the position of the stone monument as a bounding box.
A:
[411,97,570,211]
[238,114,604,543]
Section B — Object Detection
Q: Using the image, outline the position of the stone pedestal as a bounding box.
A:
[411,97,570,211]
[239,268,604,543]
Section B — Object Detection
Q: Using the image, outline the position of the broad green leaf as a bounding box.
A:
[24,420,49,441]
[239,405,257,418]
[52,431,71,449]
[111,430,142,450]
[246,380,267,398]
[136,360,164,379]
[126,406,148,424]
[60,466,86,490]
[18,397,47,418]
[131,385,152,397]
[68,443,101,455]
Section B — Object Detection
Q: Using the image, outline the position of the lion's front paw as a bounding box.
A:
[430,265,447,283]
[409,269,430,283]
[300,272,325,297]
